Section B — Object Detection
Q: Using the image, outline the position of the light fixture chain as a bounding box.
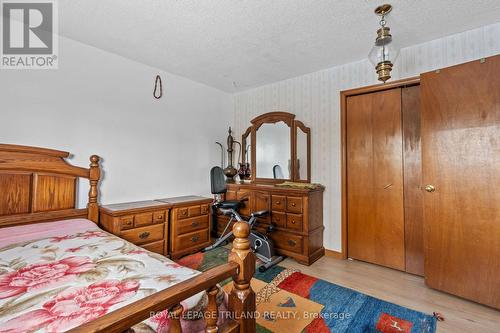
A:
[379,15,386,27]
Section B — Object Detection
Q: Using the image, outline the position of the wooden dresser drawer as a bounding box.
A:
[119,215,134,230]
[121,224,164,245]
[272,232,303,254]
[158,196,213,259]
[286,213,303,231]
[176,215,209,235]
[286,196,303,214]
[271,211,286,227]
[153,210,166,223]
[100,200,171,257]
[188,205,201,217]
[201,204,210,215]
[142,240,164,254]
[223,184,325,266]
[175,229,209,252]
[177,207,189,219]
[177,204,209,220]
[272,195,286,211]
[134,212,153,227]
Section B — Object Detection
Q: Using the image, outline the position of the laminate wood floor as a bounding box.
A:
[280,256,500,333]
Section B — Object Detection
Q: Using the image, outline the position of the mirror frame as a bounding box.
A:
[241,126,252,164]
[242,111,311,183]
[294,120,311,183]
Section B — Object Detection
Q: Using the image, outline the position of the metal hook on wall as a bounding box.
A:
[153,75,163,99]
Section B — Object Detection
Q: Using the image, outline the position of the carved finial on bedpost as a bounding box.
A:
[228,221,256,332]
[88,155,100,223]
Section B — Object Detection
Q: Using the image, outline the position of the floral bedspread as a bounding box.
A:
[0,219,213,333]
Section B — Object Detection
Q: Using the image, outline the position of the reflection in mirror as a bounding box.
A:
[296,127,308,180]
[256,121,291,179]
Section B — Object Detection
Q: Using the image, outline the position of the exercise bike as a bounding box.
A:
[204,206,284,272]
[203,166,284,272]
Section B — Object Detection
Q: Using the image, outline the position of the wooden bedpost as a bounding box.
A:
[168,304,183,333]
[205,285,220,333]
[228,221,256,333]
[88,155,100,223]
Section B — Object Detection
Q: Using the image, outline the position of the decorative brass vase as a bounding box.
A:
[223,127,238,182]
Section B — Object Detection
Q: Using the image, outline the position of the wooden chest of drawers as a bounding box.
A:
[156,196,212,260]
[217,183,324,265]
[100,200,170,255]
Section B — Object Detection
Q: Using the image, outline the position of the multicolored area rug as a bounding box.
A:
[176,248,437,333]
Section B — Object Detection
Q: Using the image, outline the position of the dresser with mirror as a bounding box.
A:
[217,112,325,265]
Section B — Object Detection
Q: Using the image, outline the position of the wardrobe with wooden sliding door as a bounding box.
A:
[342,78,424,276]
[420,56,500,309]
[342,55,500,309]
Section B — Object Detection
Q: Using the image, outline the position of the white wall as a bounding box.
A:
[233,22,500,252]
[0,35,233,206]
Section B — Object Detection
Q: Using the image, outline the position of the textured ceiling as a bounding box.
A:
[59,0,500,92]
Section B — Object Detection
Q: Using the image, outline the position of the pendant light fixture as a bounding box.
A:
[368,4,399,82]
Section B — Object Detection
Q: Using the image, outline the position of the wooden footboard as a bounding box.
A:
[68,221,256,333]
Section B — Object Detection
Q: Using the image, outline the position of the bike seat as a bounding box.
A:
[214,200,241,210]
[251,210,269,218]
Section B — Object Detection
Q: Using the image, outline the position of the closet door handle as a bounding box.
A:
[424,184,436,193]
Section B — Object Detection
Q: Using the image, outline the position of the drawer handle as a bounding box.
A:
[287,239,296,247]
[291,220,296,224]
[276,201,281,205]
[275,217,280,221]
[191,236,199,242]
[156,215,164,220]
[139,232,150,239]
[191,221,200,228]
[291,203,296,207]
[124,220,132,225]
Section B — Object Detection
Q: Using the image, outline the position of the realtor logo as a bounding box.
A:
[1,0,58,69]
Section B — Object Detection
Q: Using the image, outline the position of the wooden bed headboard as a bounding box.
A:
[0,144,100,228]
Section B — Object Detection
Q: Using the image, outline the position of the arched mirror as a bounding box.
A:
[256,121,291,179]
[244,112,311,183]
